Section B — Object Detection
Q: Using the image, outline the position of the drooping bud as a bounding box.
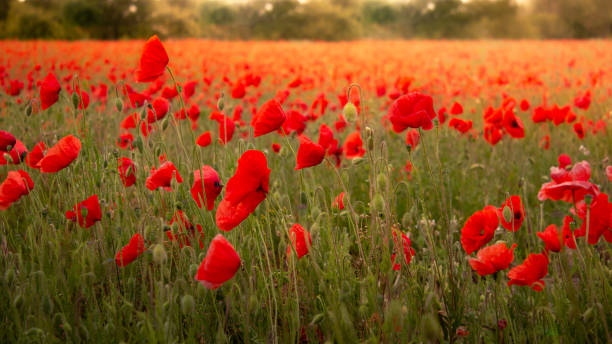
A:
[343,102,357,123]
[152,244,167,265]
[217,94,225,111]
[502,206,513,224]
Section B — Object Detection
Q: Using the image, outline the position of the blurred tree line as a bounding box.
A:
[0,0,610,40]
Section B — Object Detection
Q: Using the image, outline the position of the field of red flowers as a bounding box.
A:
[1,38,611,342]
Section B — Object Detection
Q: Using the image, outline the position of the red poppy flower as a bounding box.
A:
[26,142,47,169]
[503,110,525,138]
[574,193,612,245]
[561,216,577,249]
[210,111,235,145]
[507,252,549,292]
[216,150,270,231]
[120,113,140,130]
[162,86,178,100]
[5,79,24,96]
[0,140,27,165]
[405,129,420,151]
[253,99,286,137]
[116,233,145,267]
[136,35,169,82]
[65,194,102,228]
[391,230,415,270]
[39,135,82,173]
[191,165,223,210]
[295,135,325,170]
[573,122,585,139]
[272,143,281,153]
[118,157,136,187]
[147,97,170,123]
[40,73,61,110]
[283,110,307,135]
[287,224,312,259]
[388,92,436,132]
[166,211,204,249]
[498,195,525,232]
[484,124,502,146]
[146,161,183,191]
[558,154,571,168]
[195,234,241,290]
[448,118,473,134]
[196,131,212,147]
[538,161,599,203]
[450,101,463,115]
[519,99,530,111]
[0,131,16,151]
[117,132,134,150]
[537,225,562,252]
[231,82,246,99]
[0,170,34,210]
[606,166,612,182]
[74,85,90,110]
[333,192,345,210]
[438,107,447,124]
[469,242,516,276]
[460,205,499,254]
[318,124,334,150]
[343,131,365,159]
[573,90,591,110]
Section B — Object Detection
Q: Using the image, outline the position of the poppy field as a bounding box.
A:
[1,38,612,342]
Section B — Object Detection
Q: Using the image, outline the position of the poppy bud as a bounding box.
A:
[372,193,384,212]
[3,153,12,164]
[582,307,594,322]
[376,173,387,189]
[152,244,167,265]
[401,213,411,229]
[13,294,24,309]
[133,136,143,153]
[42,295,54,314]
[181,294,195,314]
[189,263,198,277]
[351,157,364,165]
[72,92,79,109]
[584,194,593,206]
[217,94,225,111]
[161,117,169,131]
[518,177,524,188]
[115,98,123,112]
[26,103,32,116]
[502,206,512,224]
[343,102,357,123]
[4,268,15,284]
[422,313,443,341]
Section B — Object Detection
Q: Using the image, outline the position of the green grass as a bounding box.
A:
[1,44,612,343]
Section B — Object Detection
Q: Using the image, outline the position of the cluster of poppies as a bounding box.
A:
[2,36,610,298]
[461,154,611,291]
